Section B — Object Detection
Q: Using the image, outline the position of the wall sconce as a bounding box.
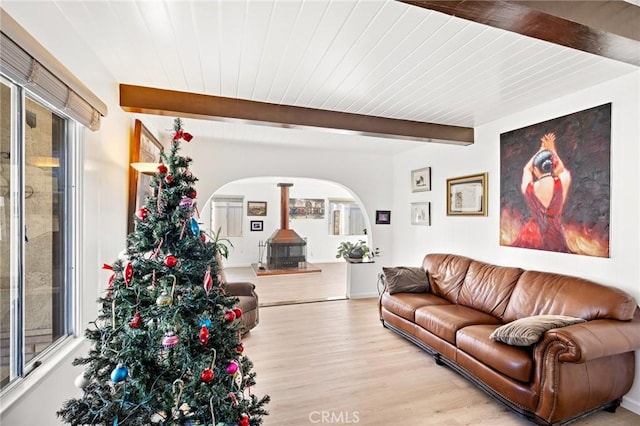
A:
[130,162,159,175]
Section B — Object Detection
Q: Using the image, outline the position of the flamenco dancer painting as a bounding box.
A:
[500,104,611,257]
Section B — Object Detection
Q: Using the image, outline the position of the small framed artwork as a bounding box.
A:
[411,202,431,226]
[411,167,431,192]
[446,173,488,216]
[376,210,391,225]
[250,220,263,232]
[127,119,163,233]
[247,201,267,216]
[290,198,325,219]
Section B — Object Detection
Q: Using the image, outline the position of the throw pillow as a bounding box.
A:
[490,315,586,346]
[383,266,429,295]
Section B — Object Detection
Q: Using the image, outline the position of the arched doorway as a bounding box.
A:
[200,176,373,306]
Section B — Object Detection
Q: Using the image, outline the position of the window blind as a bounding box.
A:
[0,10,106,131]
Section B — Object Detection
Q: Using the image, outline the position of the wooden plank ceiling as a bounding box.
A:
[3,0,638,151]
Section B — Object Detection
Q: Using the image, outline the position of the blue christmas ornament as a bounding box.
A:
[199,318,212,328]
[110,364,128,383]
[190,218,200,236]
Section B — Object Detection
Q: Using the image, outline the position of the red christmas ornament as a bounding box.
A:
[239,414,249,426]
[203,266,213,294]
[164,255,178,268]
[224,310,236,322]
[187,189,197,199]
[233,308,243,319]
[200,368,214,382]
[136,207,148,220]
[199,325,210,347]
[124,262,133,286]
[164,174,174,184]
[174,130,194,142]
[129,313,142,328]
[200,232,206,242]
[236,344,244,353]
[157,164,167,174]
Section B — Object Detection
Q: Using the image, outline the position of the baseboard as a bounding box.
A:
[622,395,640,415]
[348,291,379,299]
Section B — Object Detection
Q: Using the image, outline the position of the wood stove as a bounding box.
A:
[266,183,307,269]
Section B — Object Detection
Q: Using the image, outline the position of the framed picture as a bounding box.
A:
[411,202,431,225]
[247,201,267,216]
[500,104,611,257]
[289,198,325,219]
[250,220,263,232]
[447,173,488,216]
[376,210,391,225]
[127,119,163,233]
[411,167,431,192]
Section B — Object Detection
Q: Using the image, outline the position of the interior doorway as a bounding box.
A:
[201,176,372,306]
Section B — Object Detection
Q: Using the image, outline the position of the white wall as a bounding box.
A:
[203,178,367,266]
[181,139,394,282]
[391,71,640,413]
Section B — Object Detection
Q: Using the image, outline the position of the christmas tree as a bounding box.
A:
[58,118,269,425]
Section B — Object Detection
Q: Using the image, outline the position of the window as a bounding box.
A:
[211,196,243,237]
[0,77,77,391]
[328,199,366,236]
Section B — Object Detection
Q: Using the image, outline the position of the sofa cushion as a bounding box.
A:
[383,266,429,294]
[458,260,523,320]
[422,254,472,303]
[415,304,501,344]
[381,292,449,322]
[490,315,586,346]
[504,270,637,323]
[457,324,533,383]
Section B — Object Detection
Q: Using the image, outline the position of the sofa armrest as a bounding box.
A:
[224,281,257,298]
[536,313,640,363]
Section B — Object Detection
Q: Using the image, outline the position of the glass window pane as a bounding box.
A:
[23,97,66,364]
[228,203,242,237]
[0,81,12,389]
[213,204,228,237]
[212,197,243,238]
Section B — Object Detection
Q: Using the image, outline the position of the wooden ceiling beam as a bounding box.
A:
[399,1,640,66]
[119,84,474,145]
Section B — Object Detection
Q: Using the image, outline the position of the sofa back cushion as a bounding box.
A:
[458,260,523,320]
[503,270,637,323]
[422,254,472,303]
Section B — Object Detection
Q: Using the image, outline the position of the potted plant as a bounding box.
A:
[336,240,379,260]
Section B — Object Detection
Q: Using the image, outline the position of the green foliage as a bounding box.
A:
[58,118,269,425]
[335,240,379,260]
[208,227,233,260]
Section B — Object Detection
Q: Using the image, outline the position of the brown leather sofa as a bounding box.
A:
[379,253,640,425]
[225,282,259,334]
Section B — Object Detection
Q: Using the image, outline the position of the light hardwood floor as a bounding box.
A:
[225,262,349,306]
[231,266,640,425]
